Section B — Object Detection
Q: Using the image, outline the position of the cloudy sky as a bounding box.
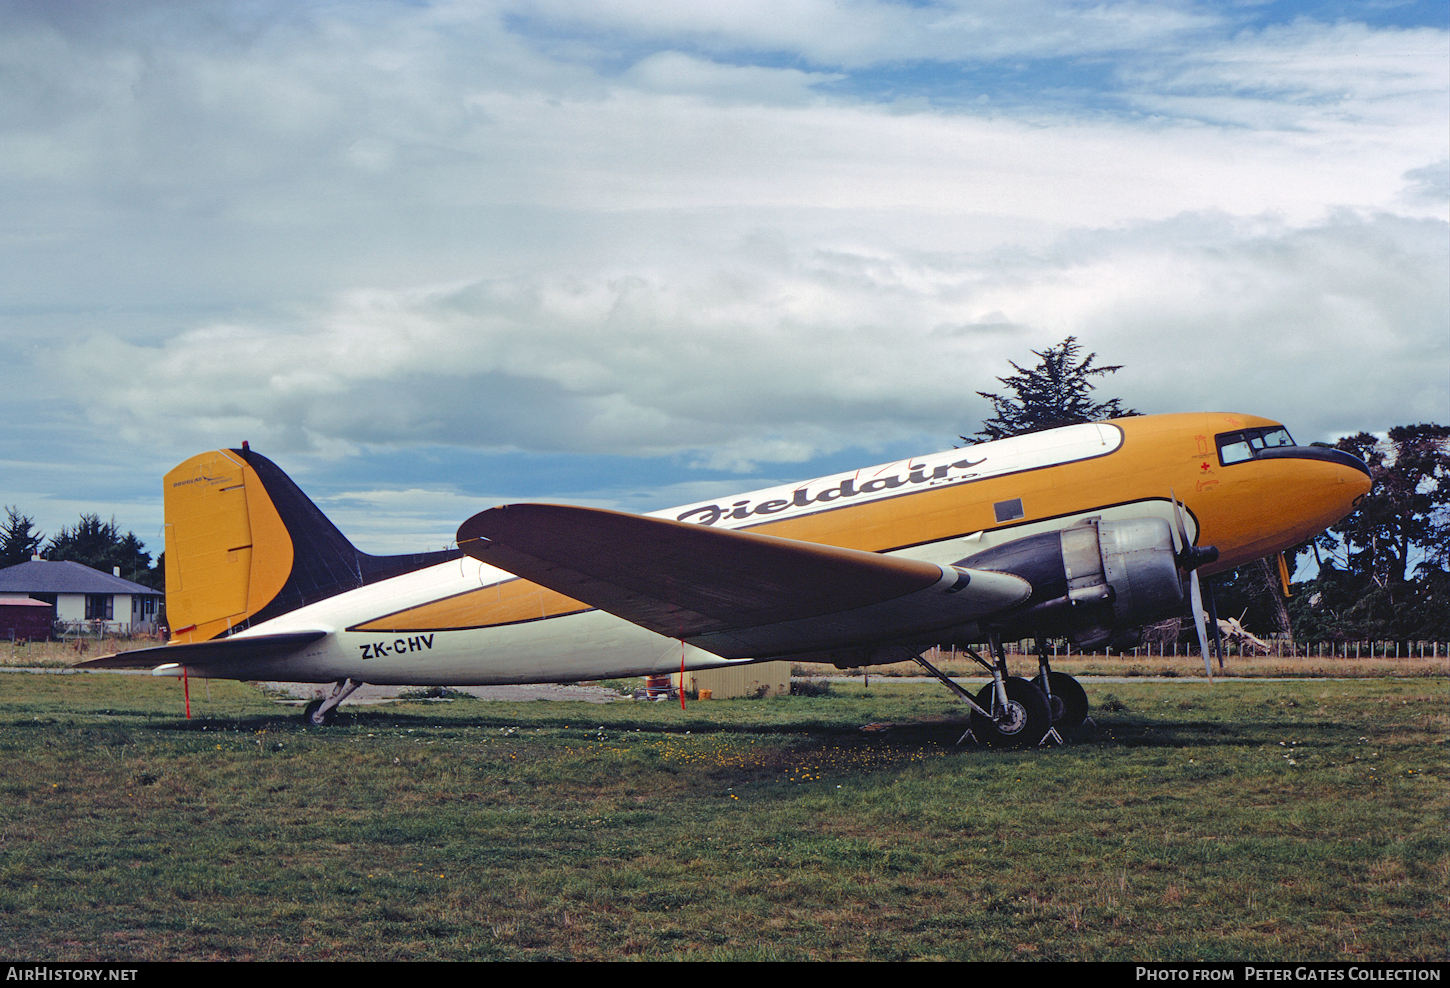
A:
[2,0,1445,557]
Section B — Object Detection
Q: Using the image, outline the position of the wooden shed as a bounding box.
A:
[0,596,54,642]
[673,660,793,699]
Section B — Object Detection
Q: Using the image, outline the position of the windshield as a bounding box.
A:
[1216,426,1295,466]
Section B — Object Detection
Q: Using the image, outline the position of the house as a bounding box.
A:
[0,559,163,638]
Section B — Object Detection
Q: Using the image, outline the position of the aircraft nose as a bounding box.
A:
[1317,445,1373,501]
[1336,448,1373,484]
[1254,443,1373,533]
[1319,447,1372,509]
[1345,456,1373,500]
[1326,450,1373,523]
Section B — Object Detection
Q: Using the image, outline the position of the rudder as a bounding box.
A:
[164,449,293,643]
[164,447,462,641]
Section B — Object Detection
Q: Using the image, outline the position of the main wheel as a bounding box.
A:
[302,698,336,727]
[970,677,1051,749]
[1041,671,1089,730]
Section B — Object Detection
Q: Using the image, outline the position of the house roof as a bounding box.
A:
[0,560,160,595]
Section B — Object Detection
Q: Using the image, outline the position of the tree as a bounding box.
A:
[1328,427,1448,585]
[2,506,43,569]
[966,336,1139,443]
[1292,424,1450,643]
[44,513,156,586]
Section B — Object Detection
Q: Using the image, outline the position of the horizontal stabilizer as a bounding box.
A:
[76,631,328,671]
[457,505,1030,659]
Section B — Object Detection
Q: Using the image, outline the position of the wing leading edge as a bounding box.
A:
[457,504,1031,660]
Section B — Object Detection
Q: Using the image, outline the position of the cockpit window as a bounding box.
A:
[1216,427,1296,466]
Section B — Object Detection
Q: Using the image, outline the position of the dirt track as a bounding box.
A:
[259,681,626,704]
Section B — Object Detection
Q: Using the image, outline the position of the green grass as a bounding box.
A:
[0,672,1444,961]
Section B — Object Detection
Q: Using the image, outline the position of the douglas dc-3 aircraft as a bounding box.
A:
[82,412,1371,747]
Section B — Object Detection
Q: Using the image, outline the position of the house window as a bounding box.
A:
[85,595,114,620]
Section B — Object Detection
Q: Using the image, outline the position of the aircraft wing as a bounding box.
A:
[75,631,328,673]
[457,505,1031,660]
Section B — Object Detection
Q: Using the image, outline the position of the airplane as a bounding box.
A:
[80,412,1372,747]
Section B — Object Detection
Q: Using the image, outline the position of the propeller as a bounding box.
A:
[1204,569,1226,672]
[1169,490,1219,683]
[1187,566,1213,684]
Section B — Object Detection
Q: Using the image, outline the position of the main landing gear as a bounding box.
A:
[301,678,364,726]
[913,635,1090,749]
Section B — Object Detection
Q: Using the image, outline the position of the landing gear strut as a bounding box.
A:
[914,634,1090,747]
[1033,637,1089,731]
[969,676,1050,749]
[302,678,364,726]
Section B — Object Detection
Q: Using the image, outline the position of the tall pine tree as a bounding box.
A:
[967,337,1138,443]
[45,513,155,585]
[2,506,43,568]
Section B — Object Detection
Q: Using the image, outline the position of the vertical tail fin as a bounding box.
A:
[164,448,460,642]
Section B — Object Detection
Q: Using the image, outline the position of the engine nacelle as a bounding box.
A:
[951,517,1184,649]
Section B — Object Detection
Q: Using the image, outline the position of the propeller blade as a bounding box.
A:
[1204,571,1226,672]
[1171,489,1219,681]
[1189,569,1214,684]
[1170,489,1219,571]
[1168,488,1187,555]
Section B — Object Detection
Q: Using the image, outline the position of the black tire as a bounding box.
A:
[302,698,335,727]
[970,677,1051,749]
[1041,671,1089,730]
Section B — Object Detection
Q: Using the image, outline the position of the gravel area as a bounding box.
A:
[259,681,627,705]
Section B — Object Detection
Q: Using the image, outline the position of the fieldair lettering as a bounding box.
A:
[676,457,987,526]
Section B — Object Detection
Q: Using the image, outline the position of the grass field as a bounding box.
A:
[0,669,1444,961]
[8,634,1447,680]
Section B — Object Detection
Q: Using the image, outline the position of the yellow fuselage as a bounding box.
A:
[347,412,1369,636]
[132,411,1371,687]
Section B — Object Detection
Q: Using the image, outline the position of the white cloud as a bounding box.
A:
[1400,159,1449,215]
[506,0,1220,66]
[2,0,1446,545]
[57,209,1446,472]
[620,50,842,103]
[1121,21,1450,136]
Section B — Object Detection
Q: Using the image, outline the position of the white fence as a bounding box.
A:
[985,639,1447,659]
[52,619,162,640]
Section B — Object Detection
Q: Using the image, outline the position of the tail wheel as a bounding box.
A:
[971,677,1050,749]
[302,698,336,727]
[1042,671,1089,730]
